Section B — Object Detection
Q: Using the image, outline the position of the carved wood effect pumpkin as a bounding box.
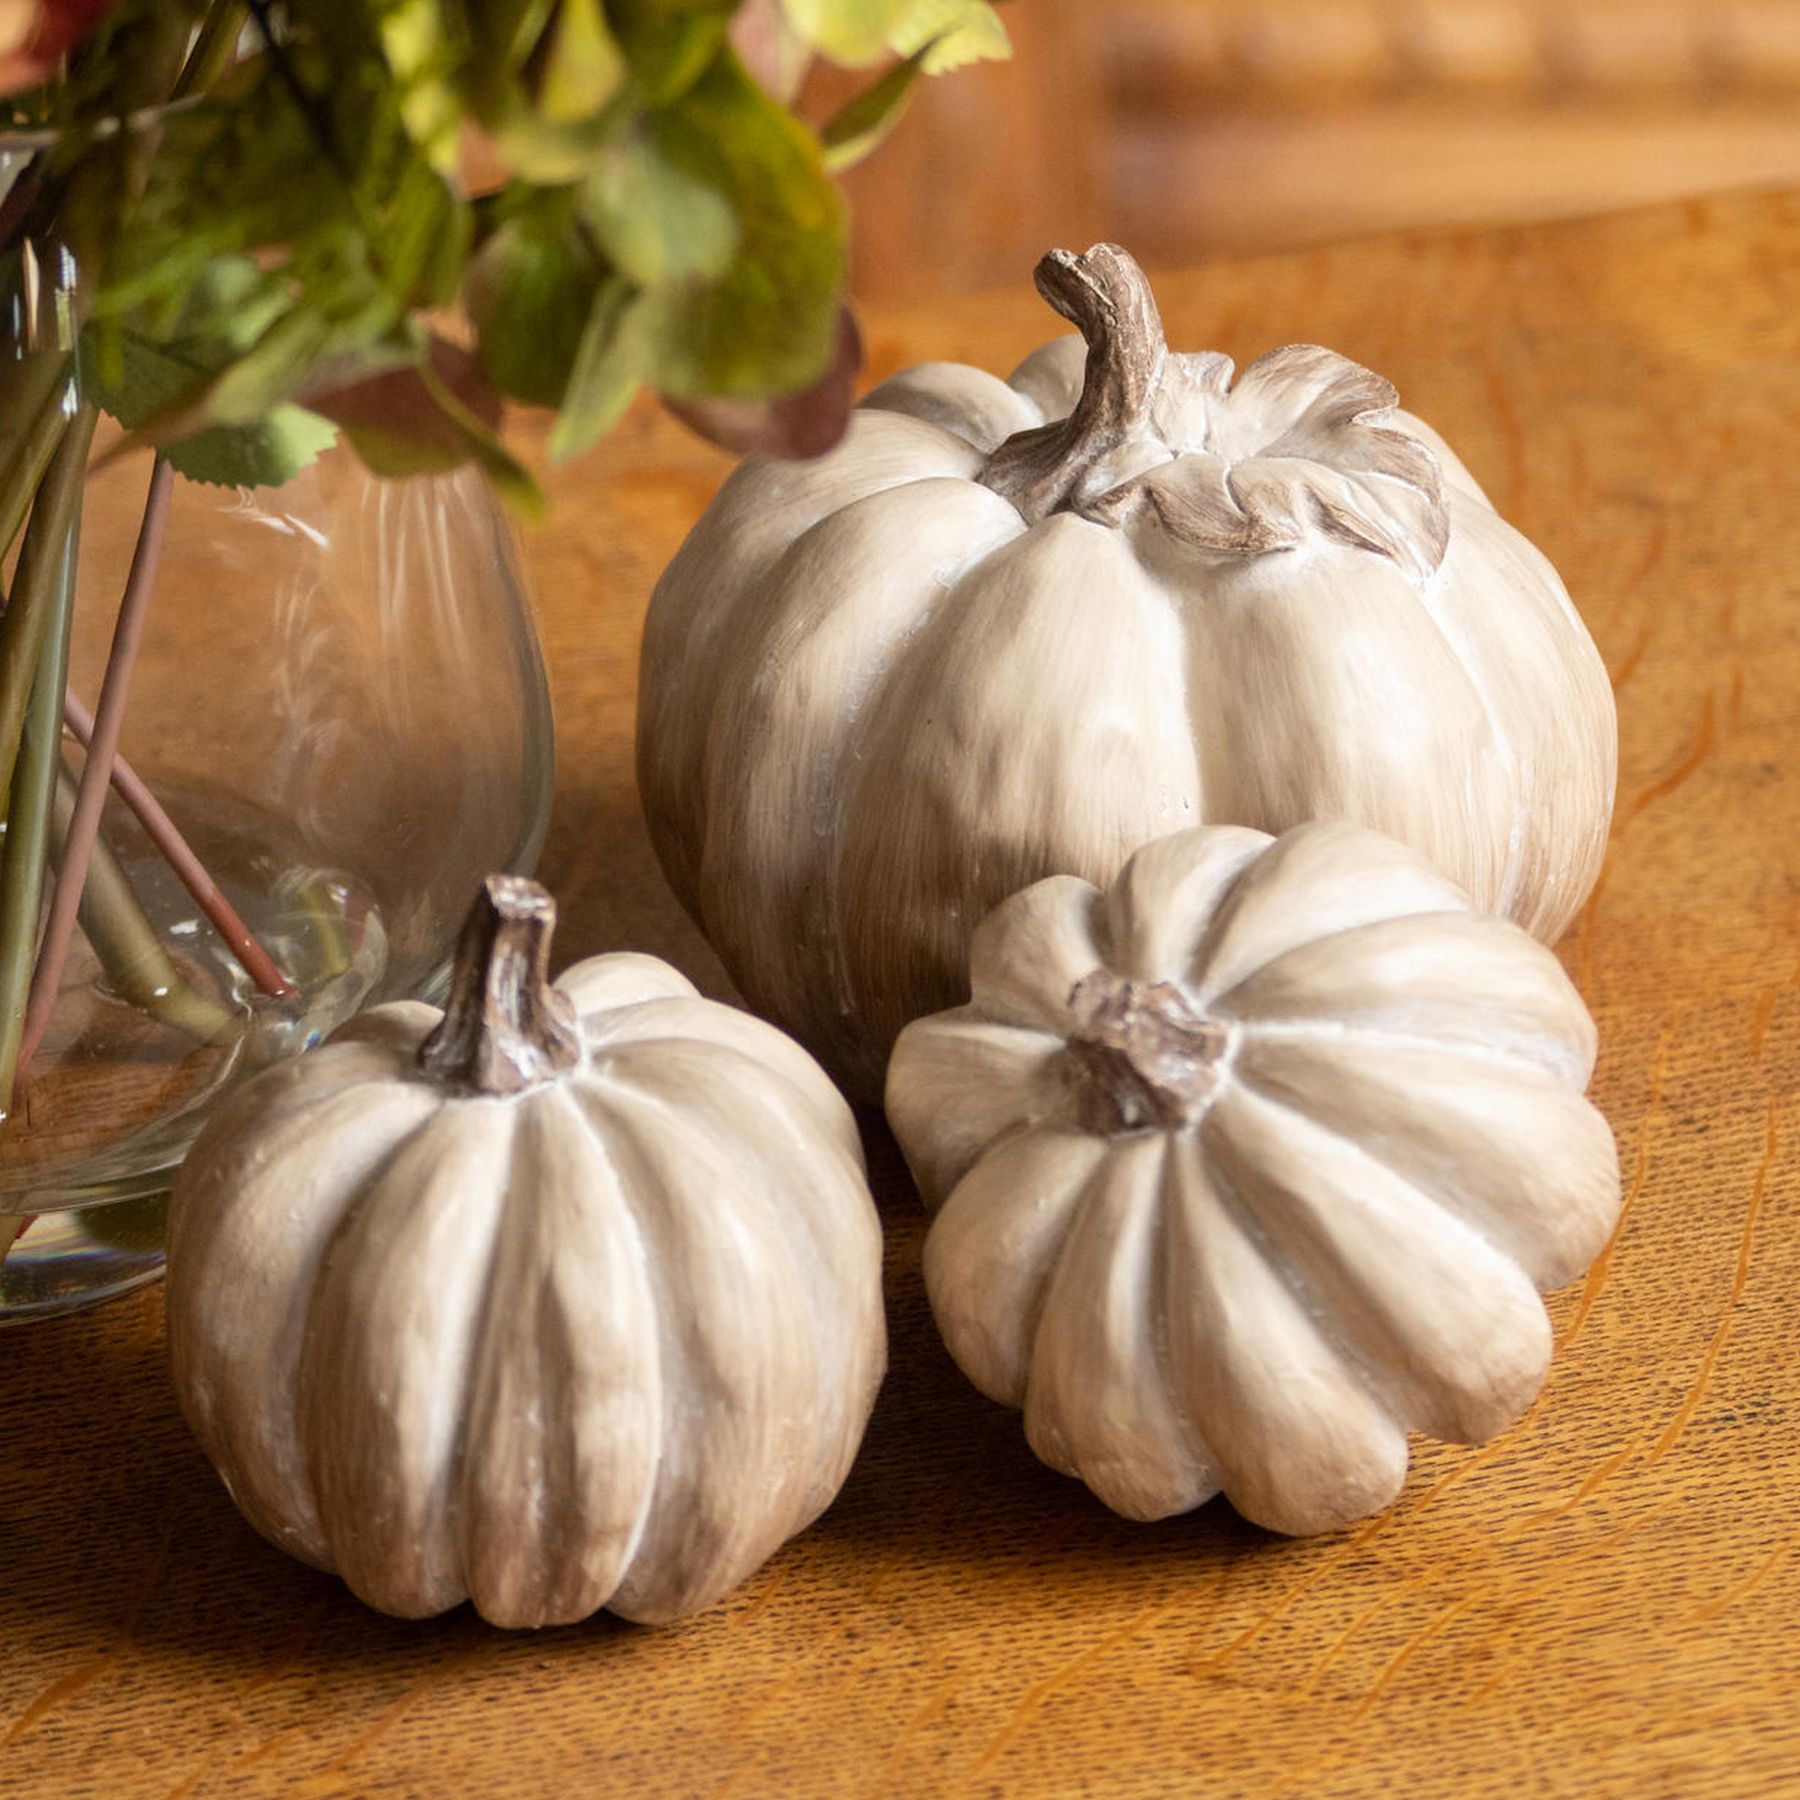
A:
[637,243,1616,1099]
[167,878,886,1627]
[885,822,1620,1533]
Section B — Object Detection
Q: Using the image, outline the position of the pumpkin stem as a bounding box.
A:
[1064,971,1228,1133]
[977,243,1168,524]
[418,875,581,1096]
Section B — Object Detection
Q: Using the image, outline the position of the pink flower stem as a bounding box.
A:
[15,456,177,1078]
[13,458,292,1087]
[60,691,296,1002]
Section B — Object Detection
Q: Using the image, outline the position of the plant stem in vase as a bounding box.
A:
[0,404,96,1104]
[0,373,74,563]
[20,456,191,1079]
[61,692,297,1003]
[0,0,1008,1316]
[46,768,244,1049]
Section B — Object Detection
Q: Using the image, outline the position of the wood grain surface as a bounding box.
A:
[3,188,1798,1800]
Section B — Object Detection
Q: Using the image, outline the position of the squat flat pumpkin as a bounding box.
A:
[887,822,1619,1534]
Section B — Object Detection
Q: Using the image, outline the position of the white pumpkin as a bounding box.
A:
[167,877,885,1627]
[885,822,1620,1534]
[638,242,1616,1099]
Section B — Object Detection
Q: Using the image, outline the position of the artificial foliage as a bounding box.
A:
[0,0,1003,1203]
[2,0,1009,507]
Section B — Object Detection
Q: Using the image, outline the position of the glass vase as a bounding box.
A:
[0,158,554,1321]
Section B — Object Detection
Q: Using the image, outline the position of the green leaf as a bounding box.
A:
[608,1,735,108]
[586,118,739,288]
[96,33,467,325]
[621,48,846,402]
[193,305,358,428]
[443,0,713,181]
[465,196,603,408]
[32,0,987,490]
[418,343,545,518]
[373,0,467,170]
[460,0,561,72]
[449,0,558,112]
[777,0,1008,68]
[893,0,1010,73]
[310,335,546,519]
[378,153,471,311]
[662,303,860,457]
[144,256,291,357]
[536,0,627,123]
[94,286,400,467]
[93,69,344,317]
[79,302,341,490]
[819,44,928,171]
[160,409,341,490]
[484,105,627,186]
[459,0,637,181]
[551,279,649,462]
[776,0,907,64]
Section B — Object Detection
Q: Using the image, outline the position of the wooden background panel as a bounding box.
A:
[2,189,1799,1798]
[834,0,1800,296]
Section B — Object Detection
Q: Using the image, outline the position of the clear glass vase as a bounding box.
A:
[0,148,554,1321]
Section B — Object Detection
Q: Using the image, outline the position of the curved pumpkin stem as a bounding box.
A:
[419,875,581,1096]
[978,243,1168,523]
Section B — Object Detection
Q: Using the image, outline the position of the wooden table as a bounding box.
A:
[4,189,1798,1800]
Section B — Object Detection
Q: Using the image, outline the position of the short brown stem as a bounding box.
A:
[977,243,1168,524]
[418,876,581,1096]
[1064,971,1228,1134]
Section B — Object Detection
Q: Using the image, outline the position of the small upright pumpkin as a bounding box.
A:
[638,242,1615,1098]
[886,822,1619,1534]
[167,877,885,1627]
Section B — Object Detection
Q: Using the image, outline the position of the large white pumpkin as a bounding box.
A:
[167,877,885,1627]
[886,822,1620,1534]
[638,243,1615,1098]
